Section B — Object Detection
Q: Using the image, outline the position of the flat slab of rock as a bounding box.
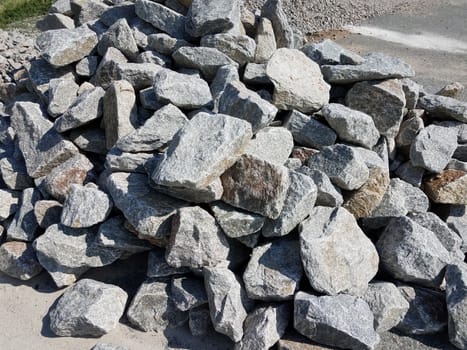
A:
[49,279,128,337]
[152,113,252,189]
[301,39,364,66]
[201,34,255,65]
[424,170,467,205]
[244,127,293,166]
[116,63,163,90]
[418,94,467,123]
[294,292,380,350]
[0,242,42,280]
[445,263,467,349]
[299,206,379,296]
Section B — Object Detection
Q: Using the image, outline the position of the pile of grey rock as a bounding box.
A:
[0,0,467,349]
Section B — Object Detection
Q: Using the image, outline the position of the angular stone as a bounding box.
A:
[377,216,453,288]
[36,13,75,31]
[50,0,73,15]
[261,0,294,48]
[49,279,127,337]
[243,63,271,85]
[0,242,42,280]
[116,63,163,90]
[210,201,264,238]
[454,144,467,162]
[152,113,252,189]
[346,79,406,138]
[135,0,187,39]
[0,155,34,191]
[201,34,256,65]
[55,87,105,132]
[166,206,229,269]
[61,184,112,228]
[75,0,109,25]
[236,303,291,350]
[97,18,139,60]
[147,248,190,278]
[0,189,20,220]
[11,102,79,178]
[396,114,425,148]
[301,39,364,66]
[285,110,337,150]
[204,266,253,342]
[322,103,380,149]
[266,48,330,113]
[137,50,171,67]
[424,170,467,204]
[437,82,465,98]
[363,282,410,332]
[172,46,237,81]
[91,47,128,89]
[445,263,467,349]
[36,26,98,67]
[243,239,302,301]
[210,64,239,111]
[105,149,154,173]
[221,155,289,219]
[127,278,188,332]
[300,206,379,296]
[138,87,163,110]
[255,17,276,63]
[69,127,107,155]
[322,53,415,84]
[294,292,380,350]
[448,159,467,172]
[153,68,212,109]
[352,146,389,170]
[147,33,192,56]
[100,2,136,27]
[401,78,420,109]
[34,200,63,229]
[395,162,425,187]
[186,0,240,37]
[243,127,293,167]
[189,306,212,336]
[418,94,467,123]
[47,78,79,117]
[298,167,343,207]
[171,276,208,311]
[7,187,41,242]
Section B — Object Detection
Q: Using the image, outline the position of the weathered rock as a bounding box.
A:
[445,205,467,253]
[243,239,302,301]
[377,216,453,287]
[137,50,171,67]
[298,167,343,207]
[424,170,467,205]
[189,306,211,336]
[395,162,425,187]
[11,102,79,178]
[294,292,380,350]
[445,263,467,349]
[254,17,276,63]
[204,266,253,342]
[401,78,420,109]
[36,26,98,67]
[243,63,271,85]
[116,63,163,90]
[448,159,467,172]
[34,200,63,229]
[346,79,406,138]
[166,206,229,269]
[75,0,109,25]
[363,282,410,333]
[201,34,256,65]
[454,144,467,162]
[171,276,208,311]
[97,18,139,61]
[152,113,252,189]
[47,78,79,117]
[7,187,41,242]
[301,39,364,66]
[210,201,264,238]
[322,53,415,84]
[36,13,75,31]
[0,189,20,220]
[91,47,128,89]
[437,82,465,98]
[0,154,33,191]
[0,242,42,280]
[100,2,136,26]
[147,248,190,278]
[210,64,240,111]
[396,114,425,148]
[299,206,379,296]
[105,149,154,173]
[245,127,293,166]
[127,278,188,332]
[261,0,294,48]
[147,33,192,55]
[49,279,128,337]
[418,94,467,123]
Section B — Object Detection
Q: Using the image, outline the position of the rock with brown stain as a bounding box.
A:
[424,170,467,204]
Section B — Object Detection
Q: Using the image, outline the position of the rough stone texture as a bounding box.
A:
[0,189,20,220]
[36,26,98,67]
[166,206,230,269]
[346,79,406,138]
[171,276,208,311]
[76,56,99,77]
[245,127,293,165]
[97,19,139,61]
[307,144,369,191]
[437,82,465,98]
[209,202,263,239]
[218,81,278,133]
[189,306,212,336]
[377,216,454,288]
[401,78,420,109]
[410,125,458,173]
[47,78,79,118]
[418,94,467,123]
[137,50,172,67]
[445,263,467,349]
[11,102,79,178]
[243,63,271,85]
[298,167,343,207]
[0,154,33,191]
[395,162,425,187]
[91,344,129,350]
[294,292,380,350]
[49,279,128,337]
[299,206,379,296]
[34,200,63,229]
[445,205,467,253]
[6,187,41,242]
[147,33,192,56]
[221,154,289,219]
[201,34,256,65]
[116,63,163,90]
[261,0,294,48]
[396,114,425,148]
[363,282,410,333]
[43,154,94,201]
[0,242,42,280]
[424,170,467,205]
[36,13,75,31]
[204,266,253,342]
[152,113,252,189]
[91,48,128,90]
[266,48,330,113]
[255,17,276,63]
[322,103,380,149]
[153,68,213,109]
[147,248,190,278]
[322,53,415,84]
[210,64,240,111]
[243,239,302,301]
[105,149,153,173]
[285,110,337,150]
[301,39,364,66]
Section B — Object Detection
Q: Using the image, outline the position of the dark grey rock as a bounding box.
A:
[147,248,190,278]
[261,0,294,48]
[138,87,163,110]
[137,50,171,67]
[7,187,41,242]
[189,306,212,336]
[91,47,128,89]
[301,39,364,66]
[100,2,136,27]
[201,33,256,65]
[0,154,34,191]
[0,241,42,280]
[105,149,154,173]
[445,263,467,349]
[395,162,425,187]
[36,13,75,31]
[396,114,424,148]
[210,64,240,111]
[34,200,62,229]
[445,205,467,253]
[298,167,343,207]
[69,127,107,155]
[147,33,192,56]
[98,18,139,60]
[418,94,467,123]
[171,276,208,311]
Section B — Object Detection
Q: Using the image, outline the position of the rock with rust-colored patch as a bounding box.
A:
[424,170,467,204]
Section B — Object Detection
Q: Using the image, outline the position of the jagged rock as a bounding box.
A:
[363,282,410,332]
[255,17,276,63]
[243,239,302,301]
[36,13,75,31]
[322,53,415,84]
[49,279,128,337]
[285,110,337,150]
[396,114,424,148]
[97,18,139,61]
[138,87,163,110]
[116,62,163,90]
[445,263,467,349]
[266,48,330,113]
[445,205,467,253]
[261,0,294,48]
[218,81,278,133]
[105,149,154,173]
[47,78,79,117]
[322,103,380,149]
[189,306,212,336]
[204,266,253,342]
[36,26,98,67]
[75,0,109,25]
[147,248,190,278]
[454,144,467,162]
[245,127,293,166]
[243,63,271,85]
[201,34,256,65]
[153,68,212,109]
[395,162,425,187]
[76,56,99,77]
[171,276,208,311]
[424,170,467,205]
[210,64,239,111]
[147,33,192,55]
[166,206,229,269]
[401,78,420,109]
[55,87,105,132]
[100,2,136,26]
[127,278,188,332]
[0,154,34,191]
[34,200,62,229]
[210,201,264,238]
[298,167,343,207]
[351,146,388,170]
[0,242,42,280]
[448,159,467,172]
[91,47,128,89]
[137,50,171,67]
[0,189,20,220]
[301,39,364,65]
[6,187,41,242]
[11,102,78,178]
[377,216,453,288]
[221,154,289,219]
[299,206,379,296]
[152,113,252,189]
[294,292,380,350]
[418,94,467,123]
[437,82,465,98]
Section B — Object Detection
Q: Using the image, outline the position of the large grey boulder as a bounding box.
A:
[299,206,379,296]
[445,263,467,349]
[201,34,256,65]
[261,0,294,48]
[97,18,139,61]
[36,26,98,67]
[0,154,33,191]
[0,242,43,280]
[47,78,79,117]
[266,48,330,113]
[49,279,128,337]
[418,94,467,123]
[243,239,302,301]
[294,292,380,350]
[245,127,293,166]
[6,187,41,242]
[171,276,208,311]
[301,39,364,66]
[152,113,252,189]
